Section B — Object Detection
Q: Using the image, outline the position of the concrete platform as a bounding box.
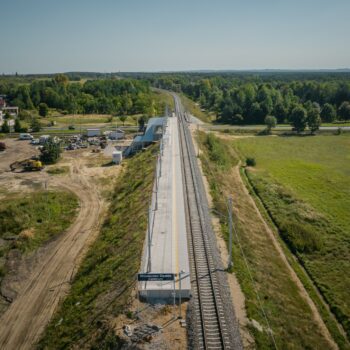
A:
[139,116,190,301]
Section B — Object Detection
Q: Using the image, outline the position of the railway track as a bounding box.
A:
[174,94,242,350]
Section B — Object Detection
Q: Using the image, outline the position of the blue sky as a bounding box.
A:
[1,0,349,73]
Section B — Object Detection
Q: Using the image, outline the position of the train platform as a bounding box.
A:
[139,115,191,301]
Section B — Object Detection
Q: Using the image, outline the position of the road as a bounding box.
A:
[204,124,350,131]
[0,150,104,349]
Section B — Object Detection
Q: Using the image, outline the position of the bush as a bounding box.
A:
[204,133,234,169]
[279,221,323,254]
[30,118,42,132]
[1,120,10,133]
[335,127,342,135]
[246,157,256,166]
[38,103,49,117]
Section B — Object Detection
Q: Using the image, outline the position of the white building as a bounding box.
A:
[87,128,101,137]
[108,129,125,140]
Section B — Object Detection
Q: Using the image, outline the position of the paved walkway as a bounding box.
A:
[139,116,190,299]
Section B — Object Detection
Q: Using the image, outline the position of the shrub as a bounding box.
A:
[246,157,256,166]
[204,133,233,169]
[1,120,10,133]
[279,221,323,254]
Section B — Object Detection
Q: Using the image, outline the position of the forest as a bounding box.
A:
[0,74,157,116]
[126,72,350,127]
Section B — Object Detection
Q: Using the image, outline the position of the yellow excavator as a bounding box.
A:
[10,158,44,172]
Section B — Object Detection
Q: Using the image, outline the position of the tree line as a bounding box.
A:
[0,74,160,116]
[135,73,350,129]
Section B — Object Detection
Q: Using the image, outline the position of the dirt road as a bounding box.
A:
[0,138,38,173]
[0,152,107,349]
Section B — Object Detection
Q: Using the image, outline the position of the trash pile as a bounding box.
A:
[123,323,163,344]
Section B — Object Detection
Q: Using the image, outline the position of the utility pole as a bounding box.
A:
[148,205,152,272]
[154,165,158,211]
[197,124,200,157]
[159,154,162,177]
[228,197,233,269]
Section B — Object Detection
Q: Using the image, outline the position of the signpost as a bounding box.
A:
[137,273,175,282]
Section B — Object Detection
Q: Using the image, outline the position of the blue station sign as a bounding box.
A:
[138,273,175,281]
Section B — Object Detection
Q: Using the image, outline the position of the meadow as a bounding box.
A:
[233,134,350,341]
[198,132,349,349]
[0,190,78,277]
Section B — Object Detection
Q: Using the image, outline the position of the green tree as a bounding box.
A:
[274,102,288,123]
[1,120,10,133]
[3,112,11,120]
[14,118,22,132]
[338,101,350,120]
[53,74,69,86]
[307,108,321,134]
[40,139,61,164]
[232,114,244,124]
[38,103,49,117]
[321,103,336,122]
[290,106,307,133]
[30,118,42,132]
[119,115,127,126]
[138,115,148,131]
[264,115,277,133]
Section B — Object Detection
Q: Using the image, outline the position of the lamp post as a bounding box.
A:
[228,197,233,269]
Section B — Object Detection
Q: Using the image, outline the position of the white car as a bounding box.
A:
[19,133,34,140]
[30,138,40,145]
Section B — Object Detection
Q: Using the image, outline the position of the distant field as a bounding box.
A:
[47,114,139,126]
[197,132,344,349]
[233,134,350,340]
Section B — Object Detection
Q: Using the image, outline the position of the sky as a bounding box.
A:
[1,0,349,73]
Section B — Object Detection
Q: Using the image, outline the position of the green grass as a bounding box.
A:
[180,94,213,123]
[197,132,349,349]
[233,134,350,341]
[0,190,78,280]
[38,145,157,349]
[152,90,175,111]
[47,114,138,126]
[47,166,69,175]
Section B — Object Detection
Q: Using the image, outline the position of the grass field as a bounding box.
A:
[0,190,78,278]
[197,132,345,349]
[233,134,350,341]
[46,114,138,126]
[38,145,157,349]
[180,94,214,123]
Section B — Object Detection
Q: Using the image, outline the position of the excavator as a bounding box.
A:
[10,157,44,172]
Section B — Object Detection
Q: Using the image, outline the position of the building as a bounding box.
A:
[86,128,101,137]
[106,128,125,140]
[1,107,19,117]
[124,117,166,156]
[0,95,19,125]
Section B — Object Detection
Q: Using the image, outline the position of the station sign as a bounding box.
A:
[138,273,175,281]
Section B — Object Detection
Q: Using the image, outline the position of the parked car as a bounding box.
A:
[30,138,40,145]
[19,133,33,140]
[68,125,75,130]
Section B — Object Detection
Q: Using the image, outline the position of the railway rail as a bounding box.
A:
[174,93,242,349]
